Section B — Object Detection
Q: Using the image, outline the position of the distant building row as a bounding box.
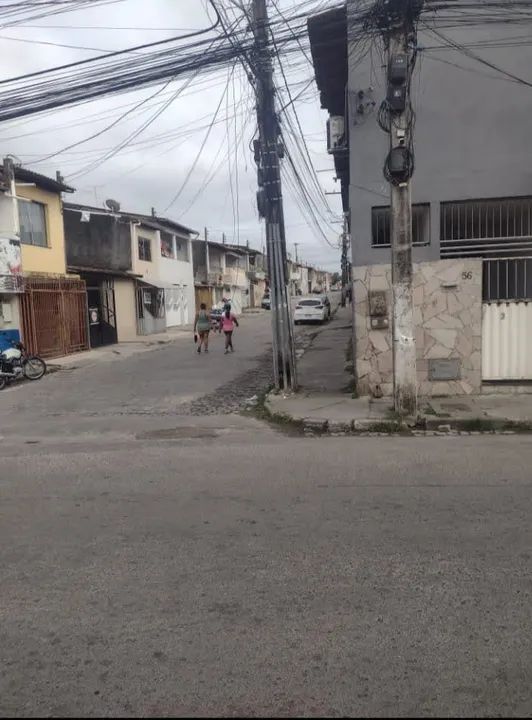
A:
[0,161,330,358]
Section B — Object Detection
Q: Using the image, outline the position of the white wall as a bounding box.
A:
[0,193,18,238]
[0,294,20,332]
[300,266,309,293]
[229,287,243,315]
[130,223,194,328]
[157,233,194,327]
[0,190,22,336]
[130,224,158,283]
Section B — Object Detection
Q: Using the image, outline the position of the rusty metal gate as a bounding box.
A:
[20,276,89,358]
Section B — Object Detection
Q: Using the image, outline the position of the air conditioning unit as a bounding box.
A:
[327,115,345,154]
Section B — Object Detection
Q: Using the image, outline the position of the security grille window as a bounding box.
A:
[18,200,47,247]
[371,204,430,247]
[483,257,532,302]
[175,239,189,262]
[138,236,152,262]
[441,197,532,258]
[145,288,165,318]
[160,232,175,259]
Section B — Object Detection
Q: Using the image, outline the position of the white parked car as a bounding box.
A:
[293,297,328,325]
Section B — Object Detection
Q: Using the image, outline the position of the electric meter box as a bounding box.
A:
[387,85,407,112]
[388,54,408,85]
[389,146,409,176]
[327,115,345,154]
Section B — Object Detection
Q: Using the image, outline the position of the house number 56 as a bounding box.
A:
[462,271,473,280]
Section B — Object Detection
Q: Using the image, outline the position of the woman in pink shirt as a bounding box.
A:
[219,304,239,354]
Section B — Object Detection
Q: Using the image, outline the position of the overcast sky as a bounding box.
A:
[0,0,343,271]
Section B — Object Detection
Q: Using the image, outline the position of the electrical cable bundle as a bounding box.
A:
[377,99,392,133]
[1,0,532,125]
[2,0,531,242]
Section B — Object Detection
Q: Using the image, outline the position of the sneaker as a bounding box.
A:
[197,347,201,354]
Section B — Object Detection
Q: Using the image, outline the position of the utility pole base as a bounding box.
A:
[394,383,417,417]
[392,279,417,416]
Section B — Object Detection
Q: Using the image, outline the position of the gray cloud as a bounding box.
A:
[0,0,342,270]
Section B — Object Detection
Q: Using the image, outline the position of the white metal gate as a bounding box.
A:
[482,302,532,380]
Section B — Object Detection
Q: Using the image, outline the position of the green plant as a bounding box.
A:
[247,389,305,435]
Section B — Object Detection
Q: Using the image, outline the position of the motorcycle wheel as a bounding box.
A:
[23,356,47,380]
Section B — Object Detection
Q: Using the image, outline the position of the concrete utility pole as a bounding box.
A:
[2,157,19,239]
[340,213,349,306]
[294,243,299,263]
[252,0,297,391]
[384,8,419,416]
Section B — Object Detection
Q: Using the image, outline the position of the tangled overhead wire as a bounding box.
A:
[1,1,532,124]
[377,99,392,133]
[0,0,122,28]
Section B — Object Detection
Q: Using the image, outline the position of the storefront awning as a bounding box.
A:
[68,265,142,279]
[136,279,184,291]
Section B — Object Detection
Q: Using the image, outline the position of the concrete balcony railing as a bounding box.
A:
[223,267,248,287]
[195,267,249,288]
[194,268,223,285]
[247,269,267,281]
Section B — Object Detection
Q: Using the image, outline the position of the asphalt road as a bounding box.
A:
[1,311,532,718]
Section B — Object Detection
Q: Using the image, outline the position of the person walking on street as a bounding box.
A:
[220,304,239,354]
[194,303,211,353]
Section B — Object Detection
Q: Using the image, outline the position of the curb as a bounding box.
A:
[301,417,528,437]
[263,394,532,436]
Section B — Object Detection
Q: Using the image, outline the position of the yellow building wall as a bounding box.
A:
[17,185,67,276]
[114,278,139,341]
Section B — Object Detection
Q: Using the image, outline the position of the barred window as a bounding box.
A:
[441,197,532,258]
[138,236,152,262]
[160,232,175,259]
[483,257,532,302]
[371,204,430,247]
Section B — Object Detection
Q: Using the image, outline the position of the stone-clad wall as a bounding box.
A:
[353,259,482,397]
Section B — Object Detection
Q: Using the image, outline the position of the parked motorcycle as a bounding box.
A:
[210,307,223,333]
[0,341,47,390]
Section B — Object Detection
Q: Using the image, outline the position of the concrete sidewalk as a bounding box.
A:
[296,304,353,393]
[267,305,532,434]
[47,325,195,371]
